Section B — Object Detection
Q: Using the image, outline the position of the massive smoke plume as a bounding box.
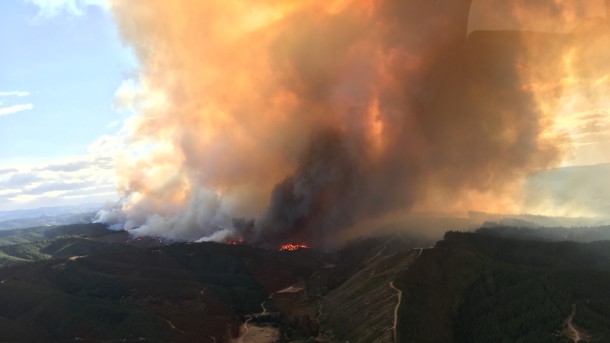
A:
[96,0,610,246]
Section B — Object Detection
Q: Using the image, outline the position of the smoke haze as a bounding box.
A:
[96,0,610,246]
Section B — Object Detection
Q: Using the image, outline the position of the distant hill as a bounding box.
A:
[0,204,103,230]
[0,223,114,247]
[0,212,97,231]
[477,225,610,243]
[523,163,610,218]
[469,211,610,228]
[0,223,168,267]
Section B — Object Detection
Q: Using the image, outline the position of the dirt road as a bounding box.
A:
[233,283,303,342]
[564,304,587,343]
[388,248,424,343]
[389,281,402,343]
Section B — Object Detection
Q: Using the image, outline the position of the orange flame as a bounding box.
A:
[278,243,310,251]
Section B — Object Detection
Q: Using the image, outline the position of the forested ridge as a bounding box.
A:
[396,229,610,342]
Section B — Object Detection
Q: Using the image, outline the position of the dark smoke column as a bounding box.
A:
[251,0,490,248]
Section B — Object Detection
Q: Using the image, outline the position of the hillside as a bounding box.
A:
[396,231,610,342]
[0,223,166,267]
[0,235,323,342]
[3,223,610,341]
[0,224,425,342]
[0,223,113,247]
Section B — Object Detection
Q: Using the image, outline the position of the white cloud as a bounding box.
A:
[9,194,40,203]
[0,168,18,174]
[0,189,20,197]
[0,104,34,117]
[0,137,120,211]
[0,91,33,116]
[0,91,29,97]
[24,0,108,18]
[107,120,121,128]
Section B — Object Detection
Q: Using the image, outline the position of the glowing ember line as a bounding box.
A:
[279,244,310,251]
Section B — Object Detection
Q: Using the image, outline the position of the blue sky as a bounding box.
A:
[0,0,135,162]
[0,0,135,210]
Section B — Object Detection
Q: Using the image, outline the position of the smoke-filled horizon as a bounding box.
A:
[96,0,610,246]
